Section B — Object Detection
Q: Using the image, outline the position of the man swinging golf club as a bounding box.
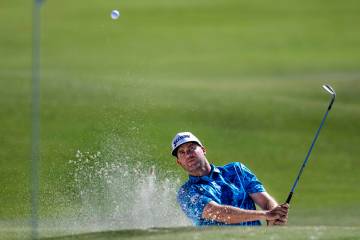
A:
[172,132,289,226]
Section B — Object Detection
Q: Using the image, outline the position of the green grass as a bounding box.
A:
[50,227,360,240]
[1,0,360,239]
[2,226,360,240]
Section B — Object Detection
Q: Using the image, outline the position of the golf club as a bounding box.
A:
[286,84,336,204]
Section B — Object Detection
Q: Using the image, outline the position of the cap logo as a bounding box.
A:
[173,134,190,147]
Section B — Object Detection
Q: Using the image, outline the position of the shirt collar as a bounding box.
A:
[188,164,220,183]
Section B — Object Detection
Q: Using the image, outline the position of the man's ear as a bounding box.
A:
[176,158,181,165]
[201,146,207,155]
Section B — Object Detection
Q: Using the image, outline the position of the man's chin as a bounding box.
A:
[188,169,203,176]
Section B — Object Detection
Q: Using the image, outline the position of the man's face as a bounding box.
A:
[176,142,208,176]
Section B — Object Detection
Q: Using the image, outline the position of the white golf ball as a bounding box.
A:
[111,10,120,20]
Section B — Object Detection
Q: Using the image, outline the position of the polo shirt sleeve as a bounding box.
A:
[177,185,213,223]
[238,163,266,193]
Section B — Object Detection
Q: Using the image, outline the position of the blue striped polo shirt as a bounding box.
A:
[177,162,265,226]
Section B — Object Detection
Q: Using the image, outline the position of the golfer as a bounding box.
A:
[172,132,289,226]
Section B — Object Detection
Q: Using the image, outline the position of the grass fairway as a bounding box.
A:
[1,0,360,239]
[2,226,360,240]
[39,226,360,240]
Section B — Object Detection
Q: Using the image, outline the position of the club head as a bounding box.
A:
[322,84,336,97]
[322,84,336,110]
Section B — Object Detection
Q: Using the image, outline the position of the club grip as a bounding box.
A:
[286,192,293,204]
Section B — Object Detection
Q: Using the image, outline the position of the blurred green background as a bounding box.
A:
[1,0,359,236]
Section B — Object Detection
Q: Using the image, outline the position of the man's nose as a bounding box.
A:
[185,149,194,157]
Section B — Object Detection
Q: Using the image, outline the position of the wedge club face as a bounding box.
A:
[322,84,336,96]
[322,84,336,110]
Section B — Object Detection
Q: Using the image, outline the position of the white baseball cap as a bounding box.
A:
[171,132,203,157]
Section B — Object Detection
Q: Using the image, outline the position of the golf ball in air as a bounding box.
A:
[111,10,120,20]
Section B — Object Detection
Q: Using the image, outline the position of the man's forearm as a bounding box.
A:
[202,201,267,224]
[250,192,278,210]
[265,195,278,210]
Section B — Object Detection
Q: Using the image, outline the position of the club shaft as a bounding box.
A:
[286,108,330,204]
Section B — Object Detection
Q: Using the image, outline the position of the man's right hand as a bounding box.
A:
[265,203,289,225]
